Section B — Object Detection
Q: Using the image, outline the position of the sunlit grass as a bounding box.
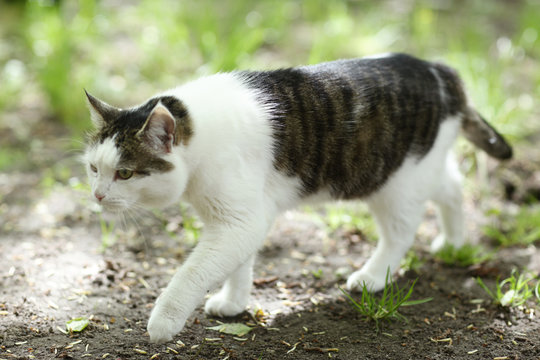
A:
[0,0,537,140]
[477,269,537,308]
[340,270,432,330]
[179,203,203,246]
[435,244,493,267]
[400,250,425,274]
[0,148,27,172]
[99,216,116,251]
[311,268,323,280]
[483,205,540,247]
[324,203,377,239]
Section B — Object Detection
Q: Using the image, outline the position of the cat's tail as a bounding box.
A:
[461,108,513,160]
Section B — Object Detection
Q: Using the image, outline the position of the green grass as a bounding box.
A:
[179,203,203,245]
[483,205,540,247]
[400,250,425,274]
[311,269,323,279]
[317,203,378,242]
[340,271,432,330]
[476,269,537,308]
[435,244,493,267]
[0,148,27,172]
[152,203,202,245]
[1,0,538,141]
[99,216,116,251]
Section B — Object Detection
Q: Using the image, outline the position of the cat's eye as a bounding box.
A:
[116,169,134,180]
[90,164,98,173]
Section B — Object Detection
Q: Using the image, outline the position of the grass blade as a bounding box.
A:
[340,273,432,329]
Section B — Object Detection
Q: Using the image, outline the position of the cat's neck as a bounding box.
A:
[165,73,275,213]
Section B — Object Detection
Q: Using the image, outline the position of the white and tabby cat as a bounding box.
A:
[83,53,512,343]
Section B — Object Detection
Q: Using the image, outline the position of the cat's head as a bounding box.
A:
[83,91,193,212]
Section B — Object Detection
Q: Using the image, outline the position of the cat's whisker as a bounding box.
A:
[62,148,86,157]
[118,211,129,233]
[124,207,152,256]
[57,137,85,146]
[124,207,143,231]
[129,201,150,211]
[56,138,88,154]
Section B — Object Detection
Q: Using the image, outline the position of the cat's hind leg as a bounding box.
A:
[346,191,425,292]
[430,152,465,253]
[346,119,461,292]
[204,255,255,317]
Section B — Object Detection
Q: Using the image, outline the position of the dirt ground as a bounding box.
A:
[1,120,540,360]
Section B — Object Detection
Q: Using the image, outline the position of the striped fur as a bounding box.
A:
[242,53,511,197]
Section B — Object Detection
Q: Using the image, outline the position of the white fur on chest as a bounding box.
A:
[160,74,279,218]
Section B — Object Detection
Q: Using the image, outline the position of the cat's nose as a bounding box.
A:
[95,192,105,202]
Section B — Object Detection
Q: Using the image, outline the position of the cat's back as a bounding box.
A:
[241,54,467,198]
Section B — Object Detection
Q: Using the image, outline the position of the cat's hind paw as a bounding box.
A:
[430,234,465,254]
[430,234,447,254]
[204,292,247,317]
[346,269,387,293]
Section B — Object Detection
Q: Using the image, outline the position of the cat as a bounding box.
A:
[83,53,512,343]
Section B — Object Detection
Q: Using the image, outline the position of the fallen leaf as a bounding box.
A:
[66,317,89,332]
[207,323,252,337]
[253,276,278,287]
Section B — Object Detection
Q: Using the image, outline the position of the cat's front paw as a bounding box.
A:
[147,298,186,343]
[204,291,247,317]
[346,269,387,293]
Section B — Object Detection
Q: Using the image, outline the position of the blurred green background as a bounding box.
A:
[0,0,539,169]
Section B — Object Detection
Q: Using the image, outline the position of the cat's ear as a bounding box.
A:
[84,90,120,128]
[137,103,175,154]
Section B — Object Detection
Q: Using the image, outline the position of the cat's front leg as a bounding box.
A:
[204,255,255,317]
[147,220,266,343]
